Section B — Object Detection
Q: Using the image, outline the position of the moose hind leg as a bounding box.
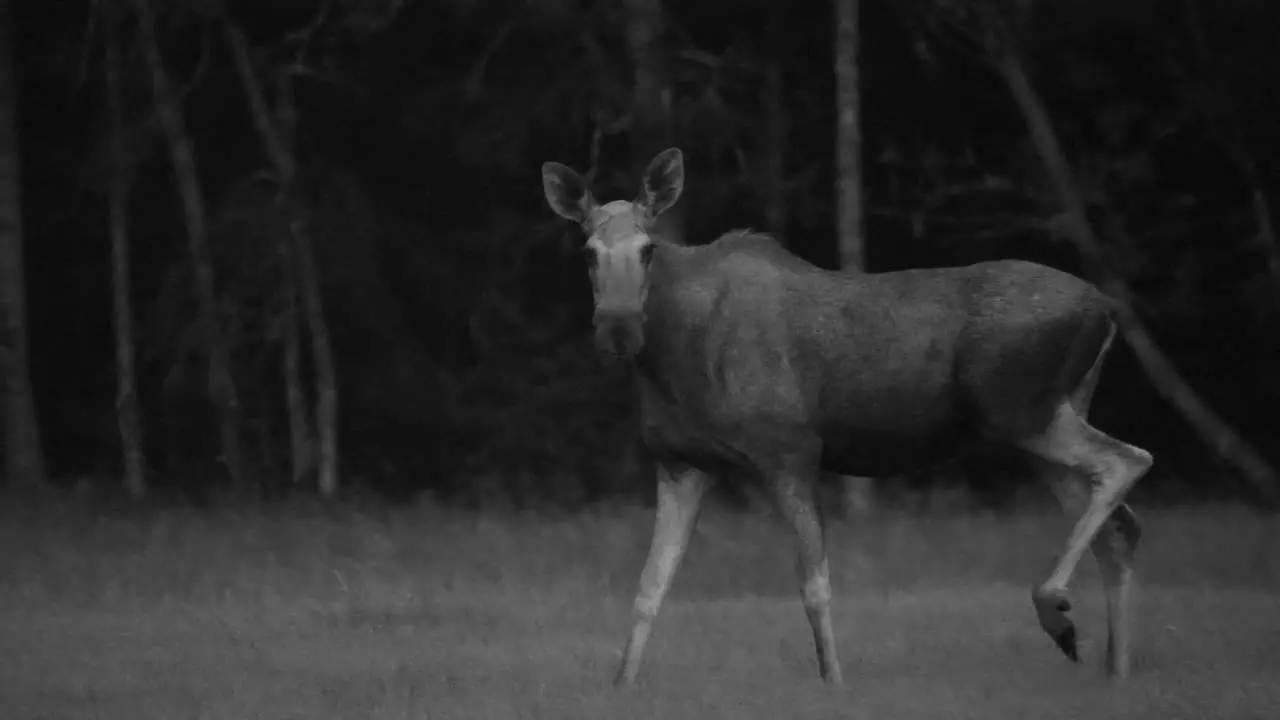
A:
[615,464,711,687]
[1039,460,1143,677]
[1093,503,1142,678]
[768,464,843,685]
[1020,401,1152,669]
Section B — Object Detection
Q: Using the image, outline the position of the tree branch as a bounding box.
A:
[222,21,293,179]
[992,29,1280,507]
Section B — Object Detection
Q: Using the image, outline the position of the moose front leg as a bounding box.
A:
[615,463,711,687]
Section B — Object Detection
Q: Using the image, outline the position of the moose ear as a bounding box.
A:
[637,148,684,218]
[542,162,594,224]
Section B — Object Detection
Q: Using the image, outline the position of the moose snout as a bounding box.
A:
[593,309,645,357]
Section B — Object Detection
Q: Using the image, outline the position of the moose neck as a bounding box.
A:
[630,241,695,390]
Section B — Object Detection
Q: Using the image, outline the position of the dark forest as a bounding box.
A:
[6,0,1280,510]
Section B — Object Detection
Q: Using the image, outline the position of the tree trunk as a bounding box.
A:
[134,0,246,492]
[281,229,311,487]
[763,52,788,235]
[833,0,878,516]
[104,0,146,498]
[0,0,47,488]
[269,57,317,491]
[623,0,671,172]
[292,196,339,498]
[992,36,1280,506]
[1246,185,1280,300]
[223,24,313,488]
[224,22,340,497]
[1194,114,1280,305]
[1181,0,1280,301]
[834,0,864,272]
[761,0,790,235]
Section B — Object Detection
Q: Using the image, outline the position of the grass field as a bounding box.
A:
[1,495,1278,719]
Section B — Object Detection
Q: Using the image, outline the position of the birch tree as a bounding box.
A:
[223,16,341,497]
[104,0,146,497]
[833,0,879,515]
[134,0,247,491]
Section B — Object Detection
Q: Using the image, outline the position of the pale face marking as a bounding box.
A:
[584,201,657,317]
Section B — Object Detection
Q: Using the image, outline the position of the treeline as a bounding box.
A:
[4,0,1280,509]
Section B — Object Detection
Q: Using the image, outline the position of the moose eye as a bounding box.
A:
[640,243,656,264]
[581,246,598,268]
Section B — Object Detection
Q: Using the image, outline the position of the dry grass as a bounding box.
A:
[0,496,1278,719]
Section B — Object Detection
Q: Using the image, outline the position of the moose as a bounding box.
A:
[541,147,1152,687]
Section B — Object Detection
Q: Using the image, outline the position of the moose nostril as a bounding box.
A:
[593,315,643,357]
[611,323,629,350]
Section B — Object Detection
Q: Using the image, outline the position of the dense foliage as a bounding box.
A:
[13,0,1280,507]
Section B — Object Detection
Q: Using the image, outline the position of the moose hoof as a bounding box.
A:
[1033,587,1079,662]
[1052,624,1079,662]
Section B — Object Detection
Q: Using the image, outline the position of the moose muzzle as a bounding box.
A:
[593,308,646,358]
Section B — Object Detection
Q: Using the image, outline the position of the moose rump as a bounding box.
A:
[789,259,1122,479]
